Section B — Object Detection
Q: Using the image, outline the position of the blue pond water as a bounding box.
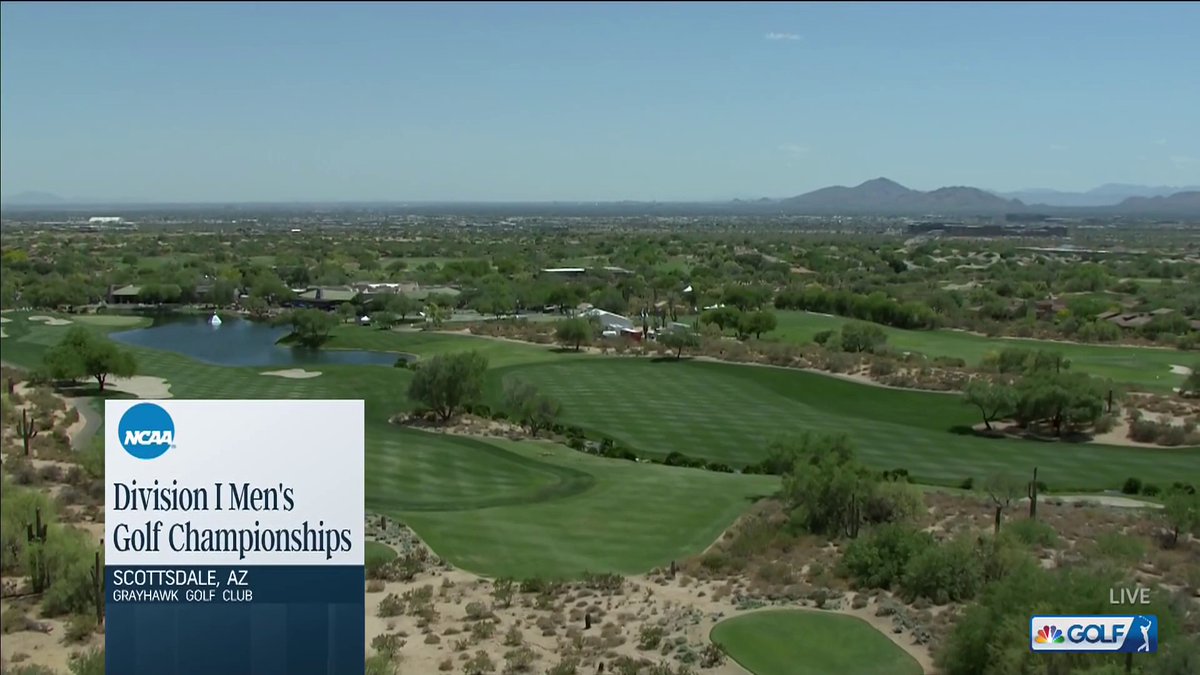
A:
[110,315,402,368]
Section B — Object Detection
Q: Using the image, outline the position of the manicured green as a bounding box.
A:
[364,541,397,568]
[769,310,1192,393]
[710,610,923,675]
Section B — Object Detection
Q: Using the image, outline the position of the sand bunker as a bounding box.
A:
[27,315,73,326]
[107,375,173,399]
[1170,364,1194,376]
[0,328,6,339]
[0,316,10,323]
[261,368,323,379]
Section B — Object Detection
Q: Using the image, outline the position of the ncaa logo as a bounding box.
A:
[117,403,176,460]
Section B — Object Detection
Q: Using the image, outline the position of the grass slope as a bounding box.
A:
[710,610,923,675]
[1,312,777,578]
[498,358,1200,490]
[770,311,1193,392]
[395,439,777,578]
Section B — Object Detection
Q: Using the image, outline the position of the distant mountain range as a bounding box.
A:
[3,191,69,205]
[4,182,1200,218]
[770,178,1200,217]
[778,177,1023,215]
[993,184,1200,207]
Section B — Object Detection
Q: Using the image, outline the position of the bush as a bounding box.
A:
[638,625,664,650]
[1005,518,1058,548]
[463,650,496,675]
[1129,419,1162,443]
[68,648,105,675]
[900,537,984,604]
[812,330,837,346]
[960,477,975,491]
[1142,483,1162,497]
[502,646,535,674]
[365,653,399,675]
[840,524,933,590]
[863,480,922,524]
[64,612,97,644]
[1122,477,1143,495]
[38,528,98,617]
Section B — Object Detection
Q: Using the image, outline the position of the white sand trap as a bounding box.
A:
[27,315,73,326]
[107,375,173,399]
[0,316,10,322]
[0,328,6,339]
[261,368,322,379]
[1169,364,1193,376]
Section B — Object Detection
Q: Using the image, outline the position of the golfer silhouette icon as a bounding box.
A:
[1137,617,1151,653]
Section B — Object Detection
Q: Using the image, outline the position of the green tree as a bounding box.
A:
[736,310,778,340]
[781,433,875,538]
[503,380,562,436]
[42,327,137,391]
[1181,364,1200,397]
[699,306,742,332]
[387,293,419,321]
[1162,488,1199,547]
[1014,372,1104,435]
[983,472,1024,535]
[840,321,887,353]
[370,311,398,329]
[555,317,593,352]
[282,309,339,348]
[658,329,699,360]
[243,296,270,320]
[336,302,357,324]
[407,351,490,422]
[963,379,1017,431]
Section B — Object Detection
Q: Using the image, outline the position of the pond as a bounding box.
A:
[110,315,406,368]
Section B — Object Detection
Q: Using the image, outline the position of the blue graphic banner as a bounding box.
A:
[105,565,365,674]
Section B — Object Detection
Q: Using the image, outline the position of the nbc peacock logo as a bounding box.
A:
[1036,626,1065,644]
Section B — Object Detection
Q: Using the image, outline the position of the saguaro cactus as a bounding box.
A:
[18,408,39,457]
[91,551,105,624]
[26,507,48,544]
[1028,467,1039,520]
[26,508,50,593]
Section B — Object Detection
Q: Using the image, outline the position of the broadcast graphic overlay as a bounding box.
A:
[105,400,365,675]
[1031,615,1158,654]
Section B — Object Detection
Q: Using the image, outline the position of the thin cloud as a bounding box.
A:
[778,144,810,156]
[765,32,801,41]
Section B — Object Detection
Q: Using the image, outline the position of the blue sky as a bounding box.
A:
[2,2,1198,202]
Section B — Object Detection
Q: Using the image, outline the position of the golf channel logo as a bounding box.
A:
[1031,615,1157,654]
[117,402,176,460]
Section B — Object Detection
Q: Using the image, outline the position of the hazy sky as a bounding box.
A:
[2,2,1198,202]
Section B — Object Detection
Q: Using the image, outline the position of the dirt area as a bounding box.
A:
[0,614,102,674]
[105,375,173,399]
[260,368,323,379]
[391,412,527,440]
[26,315,74,327]
[364,510,936,675]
